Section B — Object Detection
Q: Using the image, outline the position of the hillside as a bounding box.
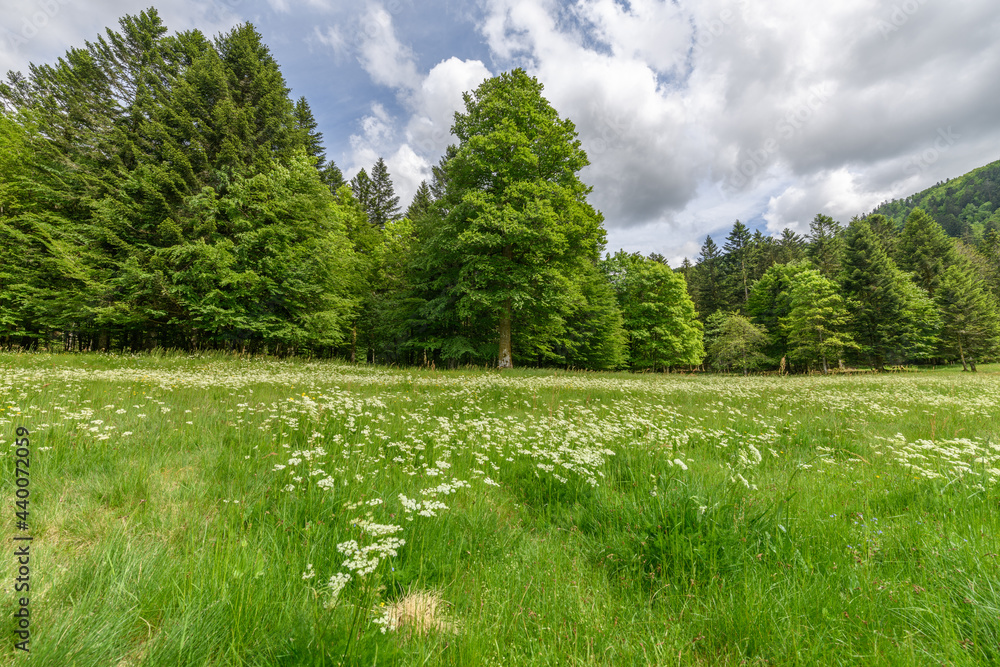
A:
[871,158,1000,240]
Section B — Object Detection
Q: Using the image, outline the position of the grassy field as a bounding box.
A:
[1,352,999,666]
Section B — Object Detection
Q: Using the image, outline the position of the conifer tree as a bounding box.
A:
[293,96,325,167]
[776,228,807,264]
[936,264,1000,371]
[722,220,754,307]
[319,160,345,193]
[692,235,723,318]
[807,213,843,278]
[405,181,433,221]
[350,168,373,224]
[897,208,957,298]
[368,157,401,229]
[840,220,938,369]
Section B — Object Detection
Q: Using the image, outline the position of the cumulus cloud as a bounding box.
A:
[471,0,1000,260]
[356,2,420,90]
[6,0,1000,261]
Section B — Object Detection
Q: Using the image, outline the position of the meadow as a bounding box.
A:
[1,352,999,666]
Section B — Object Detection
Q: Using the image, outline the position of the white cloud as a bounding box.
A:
[312,25,348,60]
[405,57,492,156]
[356,2,419,90]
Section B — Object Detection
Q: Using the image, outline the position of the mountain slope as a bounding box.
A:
[871,159,1000,240]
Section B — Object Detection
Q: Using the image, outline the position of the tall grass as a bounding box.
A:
[1,352,998,665]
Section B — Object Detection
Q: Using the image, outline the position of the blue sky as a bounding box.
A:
[3,0,999,264]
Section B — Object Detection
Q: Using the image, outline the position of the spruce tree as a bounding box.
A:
[319,160,345,193]
[350,168,373,224]
[776,228,806,264]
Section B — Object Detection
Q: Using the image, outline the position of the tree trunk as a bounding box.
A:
[350,327,356,364]
[498,298,512,369]
[969,356,977,372]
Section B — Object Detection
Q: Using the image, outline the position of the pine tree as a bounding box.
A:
[319,160,345,193]
[214,22,301,173]
[840,220,938,369]
[865,213,898,258]
[350,168,373,224]
[776,228,807,264]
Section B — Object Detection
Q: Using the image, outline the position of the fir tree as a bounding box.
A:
[293,96,325,167]
[722,220,754,307]
[936,264,1000,371]
[692,235,723,318]
[807,213,843,278]
[405,181,433,221]
[368,157,401,229]
[840,220,938,369]
[897,207,957,298]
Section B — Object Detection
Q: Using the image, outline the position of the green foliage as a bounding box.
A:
[896,207,958,298]
[368,157,401,229]
[416,68,610,368]
[807,214,843,278]
[840,220,939,368]
[691,235,724,318]
[704,311,770,373]
[722,220,755,308]
[781,269,857,373]
[871,158,1000,238]
[746,261,810,367]
[603,251,703,371]
[936,264,1000,370]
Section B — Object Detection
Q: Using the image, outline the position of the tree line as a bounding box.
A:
[1,9,997,372]
[684,210,1000,373]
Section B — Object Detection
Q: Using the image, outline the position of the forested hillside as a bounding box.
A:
[2,9,998,372]
[871,159,1000,240]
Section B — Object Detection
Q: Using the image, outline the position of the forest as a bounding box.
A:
[2,9,999,373]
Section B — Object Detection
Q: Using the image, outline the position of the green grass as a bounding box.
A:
[1,351,999,665]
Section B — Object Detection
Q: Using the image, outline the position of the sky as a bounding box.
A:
[2,0,999,265]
